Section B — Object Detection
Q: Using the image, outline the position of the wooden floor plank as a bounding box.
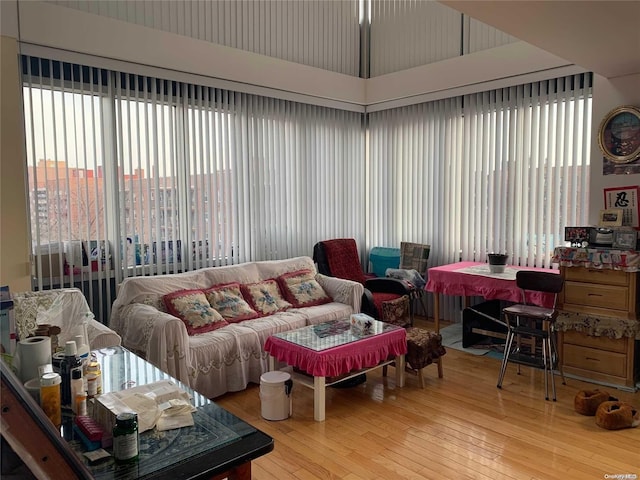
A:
[216,319,640,480]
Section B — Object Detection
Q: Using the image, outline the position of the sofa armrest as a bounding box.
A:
[116,303,191,385]
[87,320,121,350]
[365,277,412,296]
[316,274,365,312]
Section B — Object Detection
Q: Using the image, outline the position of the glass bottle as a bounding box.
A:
[113,412,139,463]
[40,372,62,428]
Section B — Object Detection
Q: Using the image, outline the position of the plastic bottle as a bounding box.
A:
[85,355,102,397]
[70,368,84,414]
[60,341,82,407]
[40,372,62,428]
[74,334,90,367]
[113,412,139,463]
[75,392,88,416]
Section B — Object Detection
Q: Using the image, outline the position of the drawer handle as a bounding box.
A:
[585,357,600,362]
[587,293,603,297]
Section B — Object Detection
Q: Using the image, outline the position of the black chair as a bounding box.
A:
[497,271,566,401]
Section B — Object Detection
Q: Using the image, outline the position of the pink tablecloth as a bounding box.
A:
[425,261,559,308]
[264,328,407,378]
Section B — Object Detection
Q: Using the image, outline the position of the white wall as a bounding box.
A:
[589,74,640,225]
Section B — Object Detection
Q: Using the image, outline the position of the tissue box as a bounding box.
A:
[350,313,375,335]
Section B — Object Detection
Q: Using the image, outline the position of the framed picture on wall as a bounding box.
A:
[600,106,640,175]
[598,106,640,163]
[604,185,640,227]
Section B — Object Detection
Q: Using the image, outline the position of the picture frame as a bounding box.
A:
[597,105,640,164]
[612,229,638,250]
[564,226,589,246]
[599,208,624,227]
[604,185,640,227]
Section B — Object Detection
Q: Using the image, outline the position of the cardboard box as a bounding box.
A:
[35,253,65,278]
[34,244,66,278]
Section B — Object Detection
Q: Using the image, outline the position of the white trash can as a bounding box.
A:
[259,371,293,421]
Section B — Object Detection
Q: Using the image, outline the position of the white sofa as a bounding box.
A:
[109,256,364,399]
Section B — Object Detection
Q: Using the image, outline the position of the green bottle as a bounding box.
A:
[112,412,139,463]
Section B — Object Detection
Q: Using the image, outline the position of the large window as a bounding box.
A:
[22,57,590,323]
[22,56,364,321]
[368,73,592,319]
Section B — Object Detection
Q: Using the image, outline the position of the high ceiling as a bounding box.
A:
[441,1,640,79]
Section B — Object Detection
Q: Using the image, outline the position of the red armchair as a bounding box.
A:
[312,238,412,319]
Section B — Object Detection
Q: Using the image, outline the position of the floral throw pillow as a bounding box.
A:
[278,270,332,308]
[163,289,228,335]
[241,280,292,316]
[204,283,259,323]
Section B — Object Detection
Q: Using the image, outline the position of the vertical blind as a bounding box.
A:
[22,55,591,324]
[368,73,592,320]
[22,55,364,322]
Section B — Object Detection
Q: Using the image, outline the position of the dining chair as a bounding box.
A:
[399,242,431,324]
[496,271,566,401]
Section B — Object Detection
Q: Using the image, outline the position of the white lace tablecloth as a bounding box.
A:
[552,246,640,272]
[453,264,526,281]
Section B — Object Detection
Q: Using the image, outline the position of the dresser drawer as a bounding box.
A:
[562,344,627,378]
[563,281,628,311]
[564,267,629,286]
[562,330,628,353]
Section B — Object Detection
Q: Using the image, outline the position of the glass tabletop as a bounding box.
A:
[270,318,401,352]
[67,346,272,480]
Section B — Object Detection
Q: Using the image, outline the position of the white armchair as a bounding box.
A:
[12,288,121,350]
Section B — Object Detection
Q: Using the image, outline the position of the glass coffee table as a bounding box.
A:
[0,346,274,480]
[264,319,407,421]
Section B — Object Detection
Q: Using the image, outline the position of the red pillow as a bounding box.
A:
[163,289,228,335]
[204,283,259,323]
[278,270,332,308]
[240,280,292,316]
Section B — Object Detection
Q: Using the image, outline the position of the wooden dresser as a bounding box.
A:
[557,265,639,389]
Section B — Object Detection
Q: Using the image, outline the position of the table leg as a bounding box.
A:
[268,355,276,371]
[313,376,326,422]
[433,292,440,333]
[395,354,405,387]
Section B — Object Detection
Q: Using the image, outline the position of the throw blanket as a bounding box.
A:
[386,268,426,289]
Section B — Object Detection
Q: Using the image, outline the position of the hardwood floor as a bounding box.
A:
[216,319,640,480]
